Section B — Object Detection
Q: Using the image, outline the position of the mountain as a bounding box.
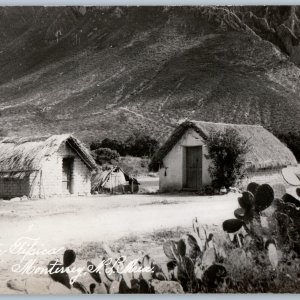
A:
[0,6,300,143]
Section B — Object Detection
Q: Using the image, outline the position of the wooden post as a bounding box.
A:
[110,172,113,194]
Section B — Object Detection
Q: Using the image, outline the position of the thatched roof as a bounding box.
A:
[151,121,297,170]
[0,134,97,178]
[92,166,139,192]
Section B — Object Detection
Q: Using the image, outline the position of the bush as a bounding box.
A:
[92,147,120,165]
[206,128,249,189]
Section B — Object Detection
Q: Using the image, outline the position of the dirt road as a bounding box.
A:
[0,193,238,249]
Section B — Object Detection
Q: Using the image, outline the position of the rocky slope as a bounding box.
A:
[0,6,300,142]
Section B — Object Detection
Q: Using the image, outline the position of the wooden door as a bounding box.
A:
[62,157,74,194]
[185,146,202,190]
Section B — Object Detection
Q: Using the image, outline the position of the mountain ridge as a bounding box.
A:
[0,6,300,143]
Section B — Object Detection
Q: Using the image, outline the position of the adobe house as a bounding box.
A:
[0,134,97,198]
[151,121,297,192]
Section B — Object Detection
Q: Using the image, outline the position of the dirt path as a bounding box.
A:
[0,193,238,248]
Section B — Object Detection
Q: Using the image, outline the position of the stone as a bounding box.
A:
[151,280,184,294]
[7,279,26,292]
[21,195,28,201]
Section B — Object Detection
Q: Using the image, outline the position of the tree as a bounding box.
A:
[90,141,102,151]
[90,133,160,158]
[275,131,300,162]
[206,128,249,189]
[100,138,127,156]
[125,132,159,157]
[92,147,120,165]
[90,138,126,156]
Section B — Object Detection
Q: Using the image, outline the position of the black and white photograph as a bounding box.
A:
[0,5,299,294]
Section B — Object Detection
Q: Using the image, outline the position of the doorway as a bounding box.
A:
[185,146,202,190]
[62,157,74,194]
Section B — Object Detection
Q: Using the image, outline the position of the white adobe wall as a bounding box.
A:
[30,143,91,197]
[159,128,212,192]
[72,156,92,195]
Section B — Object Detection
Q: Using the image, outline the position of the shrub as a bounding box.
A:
[206,128,249,189]
[92,147,120,165]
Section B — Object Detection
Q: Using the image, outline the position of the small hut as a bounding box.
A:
[151,121,297,192]
[92,166,139,194]
[0,134,97,199]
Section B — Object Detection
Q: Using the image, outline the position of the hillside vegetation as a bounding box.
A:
[0,6,300,143]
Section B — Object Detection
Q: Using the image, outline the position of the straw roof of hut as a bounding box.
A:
[151,121,297,170]
[92,166,139,192]
[0,134,97,178]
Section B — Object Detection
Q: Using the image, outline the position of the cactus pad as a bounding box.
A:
[238,191,254,210]
[282,193,300,208]
[177,239,187,257]
[87,261,101,283]
[163,240,178,260]
[48,260,71,289]
[63,249,76,268]
[247,182,260,196]
[222,219,244,233]
[254,184,274,212]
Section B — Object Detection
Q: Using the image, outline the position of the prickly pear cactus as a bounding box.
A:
[223,183,275,235]
[222,181,300,270]
[223,181,279,267]
[162,219,228,293]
